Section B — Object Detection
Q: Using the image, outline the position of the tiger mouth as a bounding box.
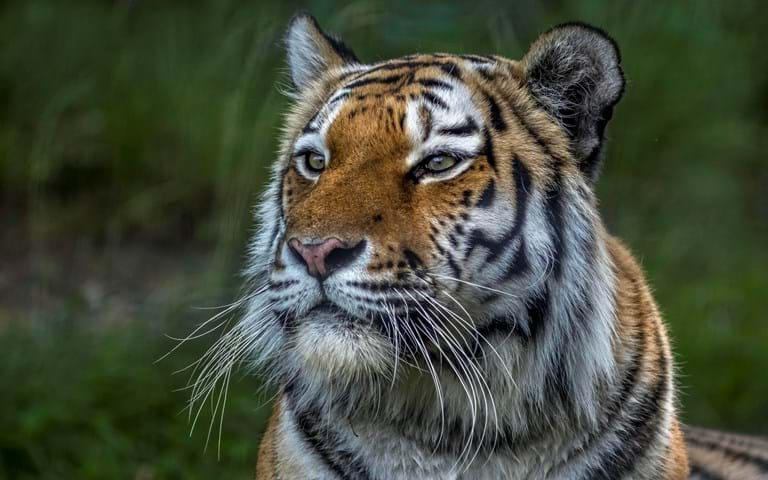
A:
[305,299,367,328]
[303,298,392,335]
[308,299,345,316]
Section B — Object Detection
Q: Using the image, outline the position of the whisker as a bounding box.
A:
[399,289,484,459]
[156,284,268,364]
[409,287,504,468]
[428,273,519,299]
[421,298,496,469]
[394,289,447,447]
[416,289,516,389]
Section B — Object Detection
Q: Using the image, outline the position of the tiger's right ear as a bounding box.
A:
[285,13,359,92]
[521,23,624,183]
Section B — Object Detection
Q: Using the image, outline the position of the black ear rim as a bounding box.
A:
[530,21,626,114]
[559,23,625,182]
[525,21,626,183]
[549,21,626,106]
[284,11,360,70]
[544,21,623,64]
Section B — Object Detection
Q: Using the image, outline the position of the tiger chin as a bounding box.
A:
[232,13,768,480]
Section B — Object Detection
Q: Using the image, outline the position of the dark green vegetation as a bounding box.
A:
[1,0,766,478]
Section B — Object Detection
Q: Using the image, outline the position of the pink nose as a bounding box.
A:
[288,238,365,279]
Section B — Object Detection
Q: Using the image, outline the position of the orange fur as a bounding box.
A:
[255,401,280,480]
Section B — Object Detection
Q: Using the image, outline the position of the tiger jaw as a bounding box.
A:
[287,302,395,379]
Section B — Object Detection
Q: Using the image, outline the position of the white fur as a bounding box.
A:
[285,16,331,92]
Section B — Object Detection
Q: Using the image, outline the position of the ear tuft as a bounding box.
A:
[522,22,625,182]
[284,13,359,92]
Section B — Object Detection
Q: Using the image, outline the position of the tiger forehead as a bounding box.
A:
[326,99,411,163]
[337,52,509,84]
[299,53,518,138]
[318,57,495,161]
[330,55,488,106]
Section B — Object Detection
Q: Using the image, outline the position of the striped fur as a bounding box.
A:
[207,14,768,479]
[686,427,768,479]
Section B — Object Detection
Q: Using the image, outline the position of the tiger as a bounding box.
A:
[225,13,768,480]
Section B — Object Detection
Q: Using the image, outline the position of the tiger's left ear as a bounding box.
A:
[284,13,359,93]
[522,23,625,183]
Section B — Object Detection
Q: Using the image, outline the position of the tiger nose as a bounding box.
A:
[288,237,366,280]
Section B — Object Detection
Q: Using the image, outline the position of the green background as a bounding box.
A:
[1,0,766,478]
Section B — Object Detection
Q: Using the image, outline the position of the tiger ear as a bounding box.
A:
[522,23,625,183]
[284,13,359,92]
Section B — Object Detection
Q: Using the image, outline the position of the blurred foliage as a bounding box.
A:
[1,0,767,478]
[0,321,272,479]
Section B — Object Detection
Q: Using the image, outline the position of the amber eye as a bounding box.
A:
[425,155,458,173]
[303,152,326,173]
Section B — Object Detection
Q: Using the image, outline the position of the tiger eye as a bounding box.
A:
[305,152,325,172]
[426,155,458,172]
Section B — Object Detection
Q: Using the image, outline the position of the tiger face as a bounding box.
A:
[244,15,624,398]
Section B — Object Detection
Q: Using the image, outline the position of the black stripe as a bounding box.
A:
[458,54,495,64]
[476,179,496,208]
[318,31,359,65]
[445,251,462,278]
[544,173,565,279]
[555,277,646,472]
[475,315,531,344]
[581,327,670,479]
[302,106,324,134]
[525,286,549,342]
[413,78,453,89]
[481,128,498,171]
[336,69,361,81]
[544,344,573,409]
[686,428,768,453]
[269,280,299,289]
[420,106,433,141]
[403,249,423,270]
[348,60,461,81]
[689,464,725,480]
[464,156,531,263]
[476,66,498,82]
[482,89,507,132]
[285,391,371,480]
[276,165,287,224]
[460,190,472,208]
[438,62,462,79]
[345,73,403,90]
[293,409,351,479]
[686,437,768,473]
[467,286,542,357]
[437,117,479,136]
[448,233,459,248]
[327,91,350,106]
[502,93,566,170]
[500,239,531,281]
[344,293,419,310]
[346,280,430,292]
[422,91,449,110]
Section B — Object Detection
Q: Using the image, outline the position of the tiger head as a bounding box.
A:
[243,14,624,410]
